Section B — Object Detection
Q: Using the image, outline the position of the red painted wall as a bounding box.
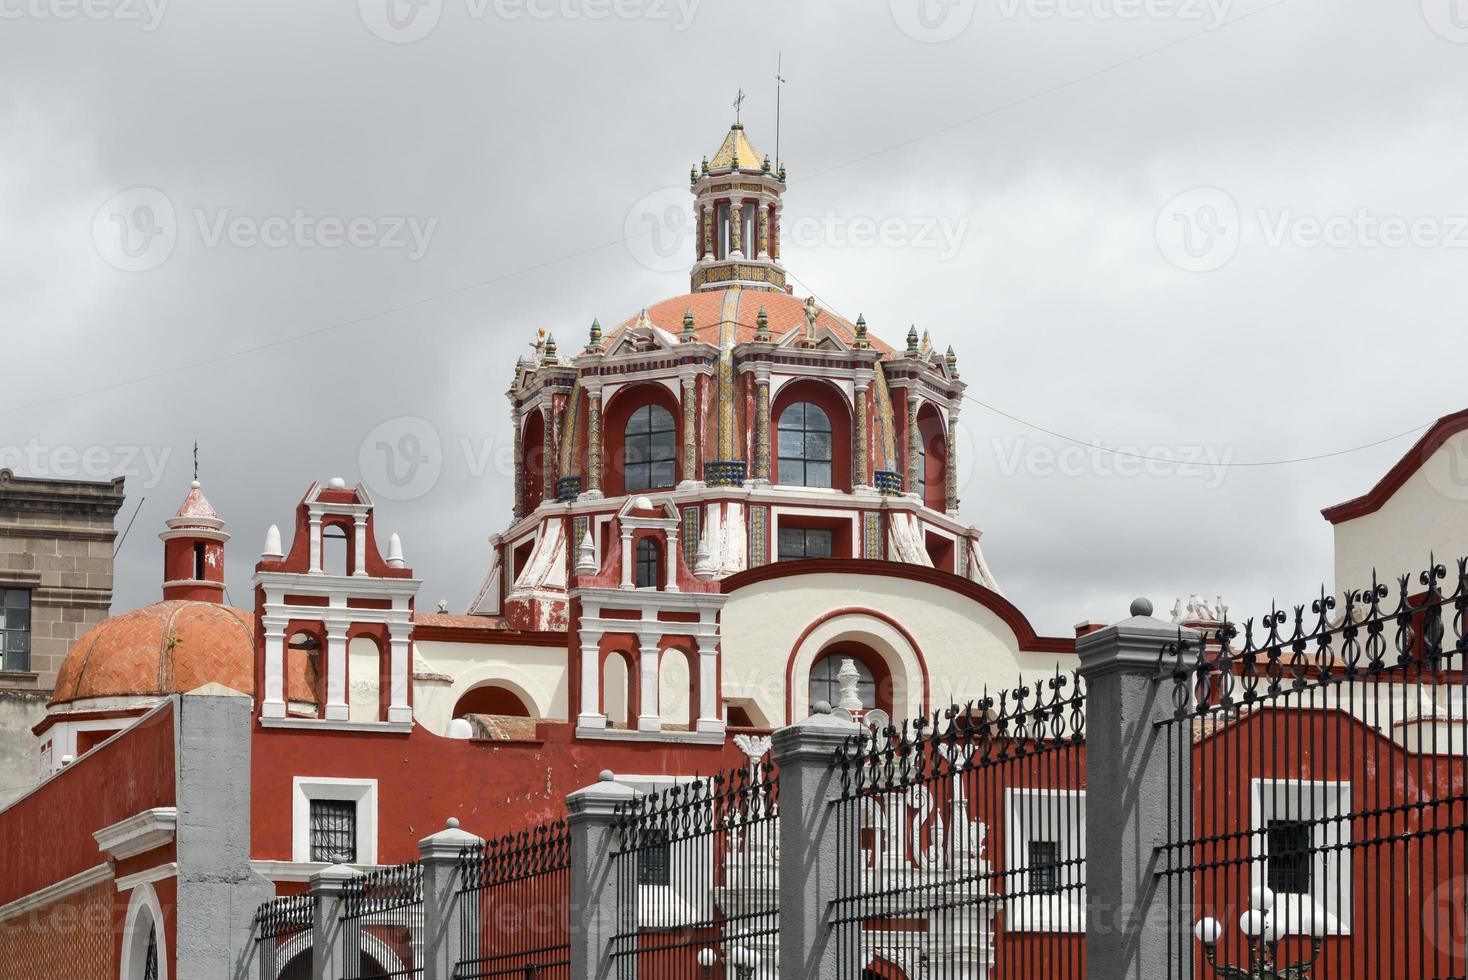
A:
[0,703,176,906]
[249,721,759,861]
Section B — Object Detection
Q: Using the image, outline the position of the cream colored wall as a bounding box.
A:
[719,572,1072,727]
[1333,430,1468,595]
[347,636,381,723]
[411,639,570,735]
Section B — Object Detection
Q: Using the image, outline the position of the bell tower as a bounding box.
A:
[689,120,788,293]
[160,480,229,603]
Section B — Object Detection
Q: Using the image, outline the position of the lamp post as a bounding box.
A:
[697,947,718,980]
[1194,887,1323,979]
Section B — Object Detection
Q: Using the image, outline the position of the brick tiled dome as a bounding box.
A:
[49,600,256,706]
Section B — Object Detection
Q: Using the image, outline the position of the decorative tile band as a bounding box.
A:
[704,460,748,487]
[748,505,768,568]
[682,506,700,569]
[556,476,583,502]
[874,470,903,496]
[863,511,883,560]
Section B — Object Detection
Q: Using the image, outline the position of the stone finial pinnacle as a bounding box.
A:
[1130,597,1154,618]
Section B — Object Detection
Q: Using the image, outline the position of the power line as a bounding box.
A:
[3,0,1292,419]
[784,268,1429,471]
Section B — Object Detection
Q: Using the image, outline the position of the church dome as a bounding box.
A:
[49,600,255,707]
[606,288,896,352]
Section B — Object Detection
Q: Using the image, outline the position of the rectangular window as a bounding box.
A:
[309,799,358,864]
[637,827,671,886]
[1267,819,1313,895]
[1028,839,1061,895]
[0,588,32,673]
[777,528,833,561]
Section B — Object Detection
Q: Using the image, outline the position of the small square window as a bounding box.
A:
[1028,840,1061,895]
[309,799,358,864]
[778,528,834,561]
[1267,820,1313,895]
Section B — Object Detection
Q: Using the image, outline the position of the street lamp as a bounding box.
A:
[697,946,759,980]
[1194,887,1323,979]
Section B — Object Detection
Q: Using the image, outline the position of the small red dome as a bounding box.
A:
[49,601,256,706]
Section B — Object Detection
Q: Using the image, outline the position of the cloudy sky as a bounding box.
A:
[1,0,1464,637]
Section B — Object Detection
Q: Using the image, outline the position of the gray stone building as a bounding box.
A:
[0,469,125,806]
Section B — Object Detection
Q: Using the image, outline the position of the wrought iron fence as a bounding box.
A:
[832,671,1089,979]
[340,862,425,979]
[255,892,315,980]
[455,819,572,979]
[610,753,780,979]
[1157,558,1468,979]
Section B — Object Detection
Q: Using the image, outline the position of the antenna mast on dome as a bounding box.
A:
[775,53,785,170]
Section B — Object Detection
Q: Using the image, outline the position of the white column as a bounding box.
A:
[261,617,287,719]
[619,530,634,589]
[324,622,349,720]
[352,515,368,577]
[308,515,323,574]
[576,629,606,729]
[386,623,412,724]
[695,635,723,734]
[636,639,661,732]
[664,530,680,592]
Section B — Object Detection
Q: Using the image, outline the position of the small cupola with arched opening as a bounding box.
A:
[160,480,229,603]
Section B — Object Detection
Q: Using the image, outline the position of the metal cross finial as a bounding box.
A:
[193,440,198,481]
[733,88,745,125]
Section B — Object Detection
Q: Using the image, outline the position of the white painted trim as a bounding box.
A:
[0,863,112,924]
[1003,787,1087,934]
[1249,777,1352,935]
[115,862,178,893]
[121,881,169,980]
[260,717,414,734]
[292,777,379,864]
[769,505,861,563]
[94,807,178,860]
[250,860,382,883]
[572,725,725,745]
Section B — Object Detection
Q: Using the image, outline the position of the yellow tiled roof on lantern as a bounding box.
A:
[708,123,764,171]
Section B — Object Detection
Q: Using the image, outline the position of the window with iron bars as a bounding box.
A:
[1266,819,1313,895]
[637,827,671,886]
[310,799,358,864]
[1028,839,1061,895]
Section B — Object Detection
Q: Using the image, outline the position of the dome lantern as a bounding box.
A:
[689,116,788,294]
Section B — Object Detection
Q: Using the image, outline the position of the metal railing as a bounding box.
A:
[340,862,424,979]
[609,757,780,979]
[1157,558,1468,979]
[832,672,1089,980]
[254,892,314,980]
[455,820,572,979]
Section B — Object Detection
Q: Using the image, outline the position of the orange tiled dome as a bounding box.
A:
[50,600,256,706]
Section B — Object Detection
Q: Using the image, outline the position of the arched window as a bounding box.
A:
[809,654,876,711]
[635,538,661,589]
[777,401,833,488]
[624,404,676,492]
[123,885,168,980]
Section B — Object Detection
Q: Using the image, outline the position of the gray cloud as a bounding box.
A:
[2,0,1463,637]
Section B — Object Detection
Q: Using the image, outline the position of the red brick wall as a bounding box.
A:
[0,880,113,980]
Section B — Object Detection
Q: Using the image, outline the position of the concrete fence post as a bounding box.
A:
[420,817,485,980]
[311,864,359,980]
[771,710,862,980]
[567,771,640,980]
[1077,598,1199,980]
